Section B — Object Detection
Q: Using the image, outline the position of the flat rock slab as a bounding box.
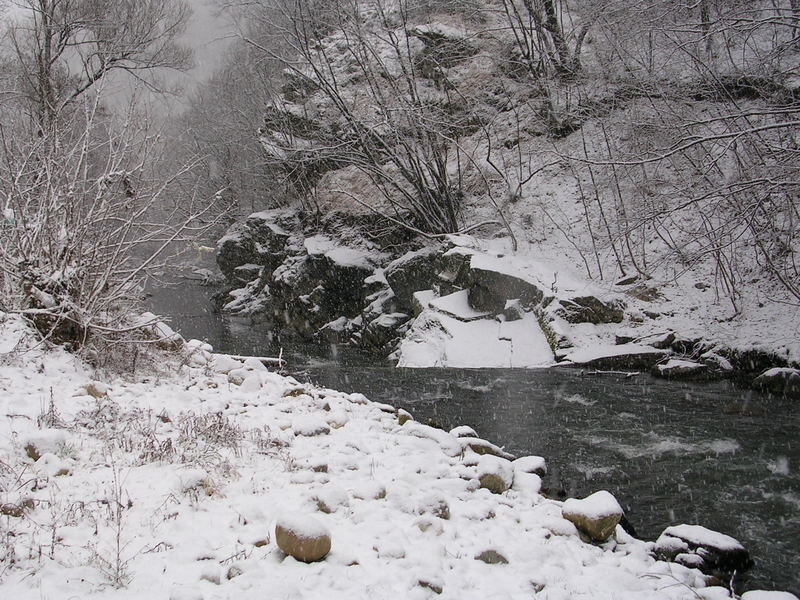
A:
[429,290,492,322]
[654,359,708,379]
[397,310,553,368]
[654,524,753,577]
[561,344,668,370]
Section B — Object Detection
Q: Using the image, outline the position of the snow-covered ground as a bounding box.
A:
[2,313,788,599]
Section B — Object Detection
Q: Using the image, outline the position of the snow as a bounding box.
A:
[562,490,623,520]
[397,308,553,368]
[275,513,331,540]
[304,234,376,269]
[0,313,774,599]
[429,290,491,321]
[661,524,746,552]
[513,455,547,476]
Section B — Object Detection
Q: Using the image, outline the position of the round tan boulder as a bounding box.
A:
[476,455,514,494]
[275,514,331,562]
[562,490,623,543]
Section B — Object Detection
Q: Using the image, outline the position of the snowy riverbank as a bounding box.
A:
[0,314,795,600]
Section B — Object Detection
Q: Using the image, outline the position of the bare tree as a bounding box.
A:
[0,1,224,351]
[6,0,191,136]
[0,86,221,346]
[231,0,510,236]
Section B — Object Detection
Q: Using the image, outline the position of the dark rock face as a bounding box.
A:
[384,247,443,310]
[555,296,626,324]
[466,266,544,313]
[216,210,297,282]
[654,524,753,580]
[752,368,800,397]
[270,252,376,339]
[360,312,411,354]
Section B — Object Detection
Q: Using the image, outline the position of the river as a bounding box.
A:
[147,275,800,594]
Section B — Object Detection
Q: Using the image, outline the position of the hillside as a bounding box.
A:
[208,0,800,383]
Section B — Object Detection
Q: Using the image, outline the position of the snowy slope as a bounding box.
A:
[0,313,762,599]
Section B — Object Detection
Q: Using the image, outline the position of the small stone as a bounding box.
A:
[418,578,443,594]
[414,517,444,535]
[397,409,413,425]
[351,481,386,500]
[314,485,348,514]
[199,564,220,585]
[475,549,509,565]
[84,382,109,398]
[226,565,244,580]
[292,415,330,437]
[418,493,450,520]
[227,369,248,386]
[449,425,478,438]
[1,503,25,517]
[562,490,624,543]
[477,455,514,494]
[275,515,331,562]
[24,443,40,461]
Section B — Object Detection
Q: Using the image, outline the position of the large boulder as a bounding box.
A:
[466,261,545,313]
[555,296,626,324]
[269,236,379,338]
[216,210,297,282]
[384,247,443,311]
[562,490,624,543]
[752,368,800,397]
[654,524,753,578]
[275,514,332,562]
[360,312,411,355]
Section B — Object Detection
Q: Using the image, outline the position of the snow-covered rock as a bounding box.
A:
[292,414,331,437]
[449,425,478,438]
[561,343,668,369]
[655,359,708,378]
[752,367,800,397]
[654,524,753,577]
[460,437,515,460]
[562,490,624,543]
[477,455,514,494]
[274,514,332,562]
[513,455,547,477]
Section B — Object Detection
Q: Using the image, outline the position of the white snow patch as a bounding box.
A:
[563,490,623,520]
[662,524,746,552]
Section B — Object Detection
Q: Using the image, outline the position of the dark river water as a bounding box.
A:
[147,276,800,594]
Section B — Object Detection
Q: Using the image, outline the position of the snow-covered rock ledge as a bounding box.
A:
[214,211,800,394]
[1,313,792,599]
